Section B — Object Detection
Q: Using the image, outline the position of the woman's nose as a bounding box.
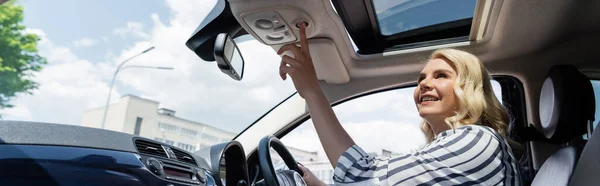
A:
[419,78,432,91]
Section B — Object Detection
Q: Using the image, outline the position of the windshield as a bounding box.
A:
[0,1,295,152]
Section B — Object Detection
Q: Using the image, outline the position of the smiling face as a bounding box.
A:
[414,58,459,124]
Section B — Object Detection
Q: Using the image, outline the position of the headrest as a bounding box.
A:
[539,65,595,143]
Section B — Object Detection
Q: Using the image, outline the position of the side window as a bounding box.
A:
[591,80,600,129]
[582,80,599,140]
[276,80,503,184]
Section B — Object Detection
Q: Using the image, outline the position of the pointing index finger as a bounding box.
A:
[299,22,310,55]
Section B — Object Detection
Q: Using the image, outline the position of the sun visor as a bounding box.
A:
[306,38,350,84]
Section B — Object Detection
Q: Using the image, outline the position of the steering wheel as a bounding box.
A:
[258,135,305,186]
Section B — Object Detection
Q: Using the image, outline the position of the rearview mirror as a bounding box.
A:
[214,33,245,81]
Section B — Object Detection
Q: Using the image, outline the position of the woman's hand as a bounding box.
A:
[298,164,327,186]
[278,23,322,99]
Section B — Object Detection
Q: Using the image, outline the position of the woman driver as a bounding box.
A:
[277,23,521,185]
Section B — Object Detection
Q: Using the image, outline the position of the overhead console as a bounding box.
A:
[242,11,297,44]
[231,4,350,84]
[238,7,314,45]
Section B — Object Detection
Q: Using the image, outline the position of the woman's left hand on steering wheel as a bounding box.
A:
[298,164,327,186]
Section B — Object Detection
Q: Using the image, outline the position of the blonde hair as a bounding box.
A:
[419,49,512,147]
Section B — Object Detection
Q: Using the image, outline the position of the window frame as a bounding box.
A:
[493,76,533,180]
[134,117,143,135]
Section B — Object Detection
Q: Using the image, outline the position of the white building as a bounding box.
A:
[271,146,319,164]
[81,95,236,152]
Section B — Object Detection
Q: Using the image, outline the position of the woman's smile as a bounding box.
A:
[414,58,458,121]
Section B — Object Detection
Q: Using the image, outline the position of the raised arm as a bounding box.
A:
[277,23,354,167]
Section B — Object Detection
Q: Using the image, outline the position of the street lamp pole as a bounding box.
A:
[100,46,159,129]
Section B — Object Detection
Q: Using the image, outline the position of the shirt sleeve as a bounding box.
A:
[332,126,514,185]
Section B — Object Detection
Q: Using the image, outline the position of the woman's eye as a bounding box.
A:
[436,73,447,78]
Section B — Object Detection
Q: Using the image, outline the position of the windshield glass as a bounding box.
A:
[0,1,295,152]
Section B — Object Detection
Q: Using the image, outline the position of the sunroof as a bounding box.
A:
[373,0,477,36]
[330,0,480,54]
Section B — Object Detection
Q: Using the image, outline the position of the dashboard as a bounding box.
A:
[0,120,249,186]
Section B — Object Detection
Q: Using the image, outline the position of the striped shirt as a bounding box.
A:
[333,125,521,186]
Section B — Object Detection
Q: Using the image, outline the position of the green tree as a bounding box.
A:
[0,1,46,111]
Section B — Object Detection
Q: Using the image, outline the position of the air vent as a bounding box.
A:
[171,148,197,165]
[135,139,168,158]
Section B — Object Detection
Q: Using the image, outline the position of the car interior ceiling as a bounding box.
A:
[0,0,597,185]
[222,0,600,184]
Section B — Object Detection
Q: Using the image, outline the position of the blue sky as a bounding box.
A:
[17,0,171,102]
[20,0,169,62]
[373,0,476,35]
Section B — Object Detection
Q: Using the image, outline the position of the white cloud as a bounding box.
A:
[0,105,32,121]
[103,0,296,132]
[72,38,97,48]
[113,21,150,39]
[249,86,277,102]
[163,0,217,26]
[2,29,120,125]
